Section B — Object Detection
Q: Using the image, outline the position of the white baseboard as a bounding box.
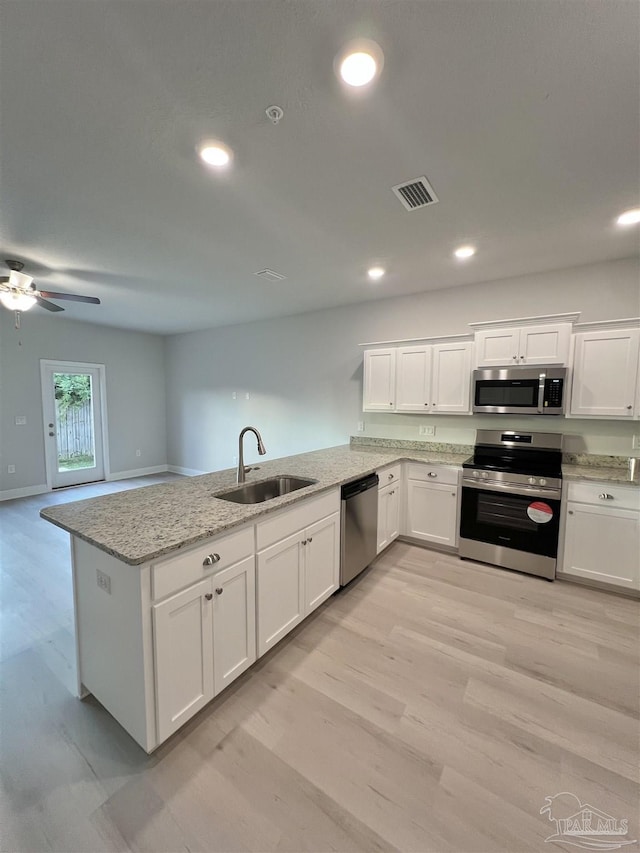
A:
[167,465,206,476]
[106,465,169,482]
[0,483,49,502]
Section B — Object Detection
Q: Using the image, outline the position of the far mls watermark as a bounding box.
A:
[540,792,637,850]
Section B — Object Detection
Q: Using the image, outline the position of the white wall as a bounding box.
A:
[0,312,167,495]
[165,257,640,473]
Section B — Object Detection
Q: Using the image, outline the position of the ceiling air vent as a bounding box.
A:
[254,268,287,282]
[392,176,439,211]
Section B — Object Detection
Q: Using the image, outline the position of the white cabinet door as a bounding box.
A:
[474,328,521,367]
[395,346,431,412]
[431,342,473,413]
[563,503,640,590]
[519,323,571,366]
[377,484,391,553]
[570,329,640,417]
[405,479,458,548]
[153,578,214,743]
[212,556,256,695]
[257,533,304,656]
[304,513,340,613]
[475,323,570,367]
[386,484,400,545]
[363,348,396,411]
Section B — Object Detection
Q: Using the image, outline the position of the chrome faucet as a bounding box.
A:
[237,426,266,483]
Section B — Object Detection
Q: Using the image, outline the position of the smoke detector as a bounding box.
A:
[265,105,284,125]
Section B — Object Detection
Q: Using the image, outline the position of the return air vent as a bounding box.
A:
[254,268,287,282]
[392,176,439,211]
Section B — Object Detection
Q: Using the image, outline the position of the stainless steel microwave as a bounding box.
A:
[472,367,567,415]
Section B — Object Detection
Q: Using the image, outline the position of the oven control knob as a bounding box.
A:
[480,471,489,479]
[539,478,547,486]
[528,477,537,485]
[472,471,480,478]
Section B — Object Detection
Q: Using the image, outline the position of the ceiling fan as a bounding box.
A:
[0,259,101,313]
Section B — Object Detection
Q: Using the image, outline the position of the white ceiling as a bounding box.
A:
[1,0,638,335]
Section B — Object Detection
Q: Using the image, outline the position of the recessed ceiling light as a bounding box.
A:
[198,142,232,168]
[454,245,476,260]
[617,208,640,226]
[336,39,383,88]
[368,266,385,280]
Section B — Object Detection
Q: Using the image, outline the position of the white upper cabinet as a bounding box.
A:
[363,348,396,411]
[475,323,571,367]
[431,342,473,413]
[570,328,640,418]
[395,346,431,412]
[363,340,473,415]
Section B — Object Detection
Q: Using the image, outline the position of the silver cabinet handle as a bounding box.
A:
[205,593,213,601]
[203,553,221,566]
[215,587,223,595]
[428,472,438,478]
[598,493,614,500]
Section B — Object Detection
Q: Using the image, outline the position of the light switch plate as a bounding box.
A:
[15,416,26,425]
[357,421,364,432]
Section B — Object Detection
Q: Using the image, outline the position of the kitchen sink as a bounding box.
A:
[216,476,318,505]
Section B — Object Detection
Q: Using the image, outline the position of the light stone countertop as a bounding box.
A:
[40,444,469,566]
[561,464,639,485]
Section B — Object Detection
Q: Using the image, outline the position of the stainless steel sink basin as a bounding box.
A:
[216,476,317,504]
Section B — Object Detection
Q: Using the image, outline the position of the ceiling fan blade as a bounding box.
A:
[35,295,65,312]
[38,290,101,304]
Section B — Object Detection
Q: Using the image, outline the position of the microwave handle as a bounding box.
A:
[537,372,546,414]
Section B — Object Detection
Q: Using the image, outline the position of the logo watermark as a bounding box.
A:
[540,792,636,850]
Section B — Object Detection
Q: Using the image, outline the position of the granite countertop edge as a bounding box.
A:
[40,441,639,566]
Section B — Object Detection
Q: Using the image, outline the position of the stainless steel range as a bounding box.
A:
[459,430,563,580]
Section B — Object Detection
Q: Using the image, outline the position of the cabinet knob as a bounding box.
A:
[568,510,574,515]
[513,355,517,360]
[308,537,313,543]
[203,553,221,566]
[301,539,307,545]
[520,355,525,360]
[428,472,438,478]
[598,493,614,500]
[627,405,633,410]
[215,587,223,595]
[424,402,428,406]
[388,473,394,480]
[204,593,213,601]
[389,402,393,406]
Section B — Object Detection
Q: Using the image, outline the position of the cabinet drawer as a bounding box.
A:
[378,464,402,488]
[256,488,340,551]
[152,525,254,600]
[567,482,640,511]
[405,463,459,486]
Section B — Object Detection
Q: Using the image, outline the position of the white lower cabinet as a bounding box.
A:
[153,554,256,744]
[403,463,459,548]
[561,483,640,591]
[377,482,400,553]
[256,492,340,657]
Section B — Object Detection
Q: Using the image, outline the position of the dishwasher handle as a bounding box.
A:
[341,473,379,500]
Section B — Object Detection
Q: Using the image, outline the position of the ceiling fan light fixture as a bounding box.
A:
[198,141,233,168]
[336,39,384,88]
[9,269,34,289]
[0,291,36,311]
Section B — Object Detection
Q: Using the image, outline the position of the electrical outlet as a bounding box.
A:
[633,435,640,451]
[357,421,364,432]
[96,569,111,594]
[232,455,237,465]
[7,464,15,474]
[232,391,237,400]
[135,449,141,457]
[245,392,250,400]
[14,416,26,425]
[419,425,435,437]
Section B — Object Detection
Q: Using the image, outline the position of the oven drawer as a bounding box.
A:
[567,482,640,511]
[406,463,459,486]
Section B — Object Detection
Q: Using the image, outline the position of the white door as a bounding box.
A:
[363,349,396,411]
[41,360,106,488]
[519,323,571,365]
[563,504,640,590]
[431,342,473,413]
[405,479,458,547]
[153,578,215,743]
[304,513,340,612]
[212,556,256,694]
[570,329,640,417]
[256,532,304,656]
[474,328,521,367]
[395,346,432,412]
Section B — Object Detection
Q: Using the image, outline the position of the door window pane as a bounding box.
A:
[54,373,96,472]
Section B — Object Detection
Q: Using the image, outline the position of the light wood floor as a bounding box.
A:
[1,476,638,852]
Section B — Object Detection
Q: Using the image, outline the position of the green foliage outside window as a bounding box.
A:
[54,374,91,415]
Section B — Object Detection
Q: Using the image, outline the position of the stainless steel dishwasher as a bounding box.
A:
[340,473,379,585]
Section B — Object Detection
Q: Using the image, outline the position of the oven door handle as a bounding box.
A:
[462,479,561,499]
